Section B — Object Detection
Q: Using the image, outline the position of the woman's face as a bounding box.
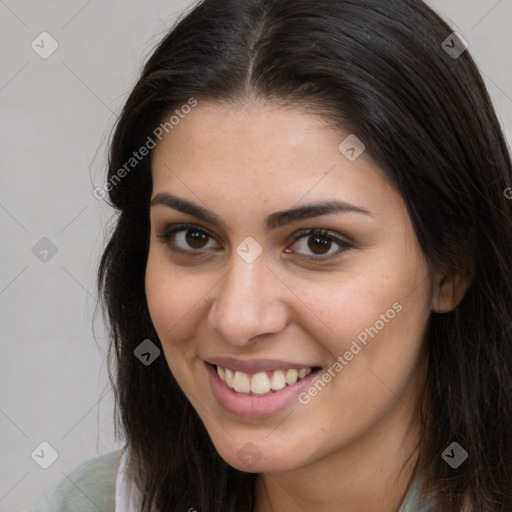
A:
[146,100,438,474]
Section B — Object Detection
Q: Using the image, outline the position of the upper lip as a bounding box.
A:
[205,357,320,374]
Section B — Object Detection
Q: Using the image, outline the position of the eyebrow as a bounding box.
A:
[150,192,372,230]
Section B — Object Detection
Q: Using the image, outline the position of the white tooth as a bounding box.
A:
[251,372,271,395]
[217,366,225,381]
[233,371,251,393]
[298,368,312,379]
[225,368,234,388]
[270,370,287,390]
[285,369,299,385]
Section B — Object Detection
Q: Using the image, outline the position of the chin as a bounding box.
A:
[209,433,312,474]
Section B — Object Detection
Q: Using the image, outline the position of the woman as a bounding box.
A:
[29,0,512,511]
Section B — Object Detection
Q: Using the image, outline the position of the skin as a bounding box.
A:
[145,100,467,512]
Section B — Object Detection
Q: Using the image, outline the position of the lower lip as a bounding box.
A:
[206,363,321,418]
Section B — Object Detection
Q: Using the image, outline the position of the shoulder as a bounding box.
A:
[27,449,123,512]
[398,467,437,512]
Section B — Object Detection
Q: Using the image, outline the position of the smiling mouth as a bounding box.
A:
[212,364,322,396]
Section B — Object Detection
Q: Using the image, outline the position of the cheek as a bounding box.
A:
[145,251,207,392]
[145,252,170,332]
[144,249,198,347]
[298,253,431,380]
[298,247,423,346]
[294,273,401,352]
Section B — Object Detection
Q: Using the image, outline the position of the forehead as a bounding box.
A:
[150,100,402,221]
[153,100,338,171]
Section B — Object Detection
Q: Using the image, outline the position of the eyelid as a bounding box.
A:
[288,227,352,247]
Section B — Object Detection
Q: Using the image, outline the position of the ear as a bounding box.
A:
[432,271,472,313]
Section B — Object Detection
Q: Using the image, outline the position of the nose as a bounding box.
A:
[207,255,290,346]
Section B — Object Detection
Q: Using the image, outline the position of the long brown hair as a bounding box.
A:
[97,0,512,510]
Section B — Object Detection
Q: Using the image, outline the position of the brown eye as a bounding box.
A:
[307,235,332,255]
[185,229,210,249]
[157,224,220,253]
[287,228,353,261]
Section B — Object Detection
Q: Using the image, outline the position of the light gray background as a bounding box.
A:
[0,1,511,510]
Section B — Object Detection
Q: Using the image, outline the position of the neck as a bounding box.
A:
[254,408,421,512]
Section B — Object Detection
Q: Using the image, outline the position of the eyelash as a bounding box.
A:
[156,223,353,263]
